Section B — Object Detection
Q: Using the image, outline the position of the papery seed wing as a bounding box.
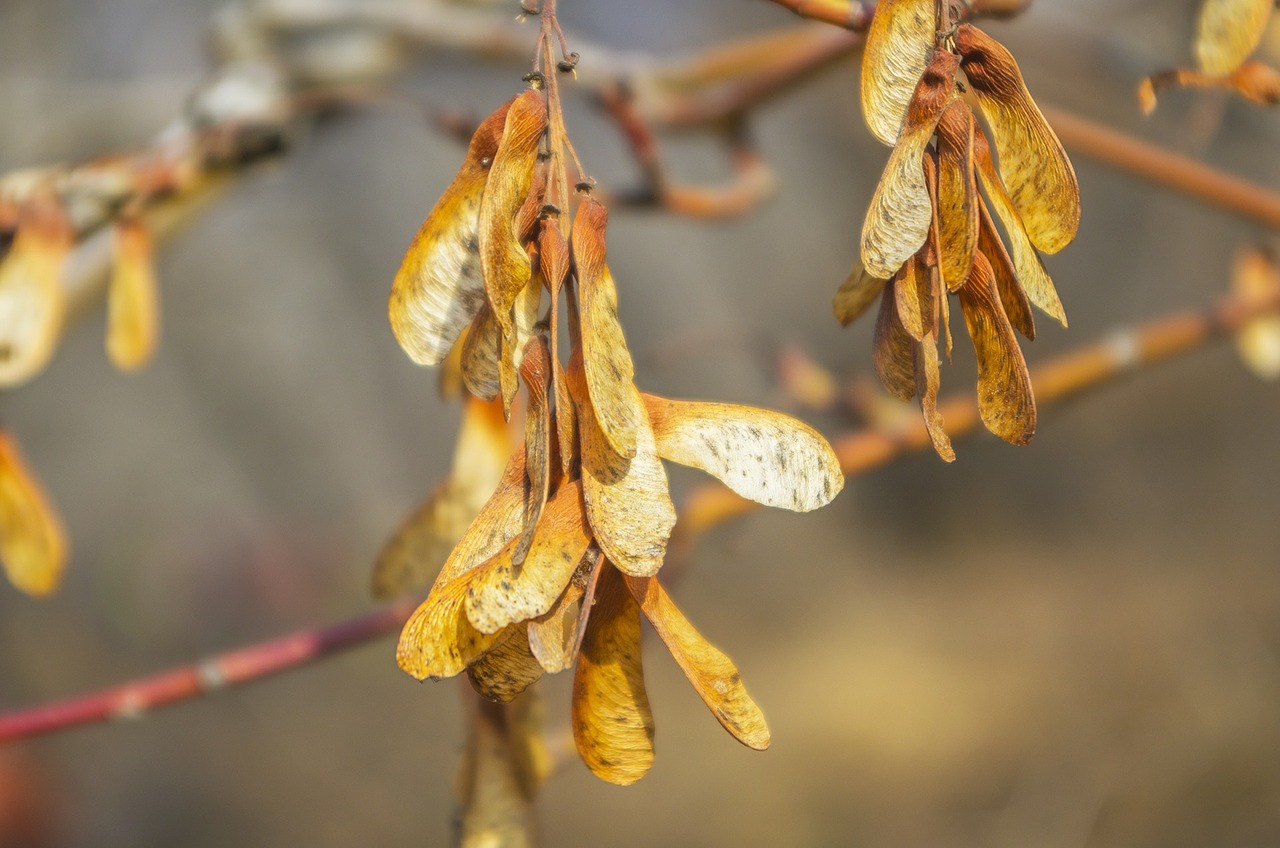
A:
[625,575,770,750]
[861,0,939,146]
[499,245,544,413]
[973,130,1067,327]
[431,446,529,589]
[389,99,510,366]
[397,573,508,680]
[0,432,67,596]
[833,263,887,327]
[467,626,545,703]
[571,566,654,785]
[106,218,160,372]
[0,216,68,389]
[895,250,934,341]
[861,51,959,279]
[934,102,979,291]
[977,199,1035,340]
[1232,245,1280,379]
[914,332,955,461]
[464,480,593,635]
[462,304,502,400]
[873,278,918,401]
[568,353,675,577]
[527,581,585,673]
[572,198,641,459]
[958,252,1036,445]
[957,25,1080,255]
[642,394,843,512]
[372,396,512,598]
[511,337,552,566]
[1196,0,1274,74]
[481,89,547,392]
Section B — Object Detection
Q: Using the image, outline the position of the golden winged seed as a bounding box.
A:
[872,284,918,402]
[396,573,508,680]
[106,218,160,372]
[1196,0,1275,74]
[933,102,979,292]
[568,354,675,578]
[956,25,1080,256]
[958,253,1036,445]
[833,263,887,327]
[861,0,940,146]
[572,198,642,459]
[914,332,955,462]
[642,395,843,512]
[625,575,771,750]
[0,211,68,389]
[0,432,67,597]
[860,51,959,279]
[571,567,655,785]
[466,627,545,703]
[389,99,511,366]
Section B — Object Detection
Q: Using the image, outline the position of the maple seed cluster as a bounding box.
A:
[838,0,1081,460]
[386,81,843,784]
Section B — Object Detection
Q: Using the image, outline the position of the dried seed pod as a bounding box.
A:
[0,432,67,596]
[642,394,844,512]
[571,566,654,786]
[933,101,979,291]
[389,99,511,366]
[625,575,770,750]
[872,278,918,402]
[861,50,959,279]
[977,199,1035,340]
[0,203,69,389]
[467,626,545,703]
[833,263,887,327]
[568,352,675,578]
[913,332,954,461]
[106,217,160,372]
[972,129,1067,327]
[958,252,1036,445]
[861,0,939,145]
[397,572,509,680]
[571,198,641,460]
[1196,0,1274,74]
[957,25,1080,256]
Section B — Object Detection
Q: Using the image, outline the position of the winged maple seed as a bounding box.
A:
[0,431,67,597]
[385,71,843,782]
[842,0,1080,461]
[1139,0,1280,112]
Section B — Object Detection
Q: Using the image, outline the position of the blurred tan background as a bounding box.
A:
[3,0,1280,845]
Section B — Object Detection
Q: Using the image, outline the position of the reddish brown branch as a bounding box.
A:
[0,600,415,744]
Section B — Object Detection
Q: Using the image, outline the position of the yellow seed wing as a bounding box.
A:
[958,252,1036,446]
[1196,0,1274,74]
[106,218,160,372]
[973,129,1068,328]
[861,0,938,146]
[571,567,654,785]
[934,102,979,292]
[977,199,1035,340]
[895,250,933,341]
[572,198,641,459]
[512,338,552,566]
[389,99,510,366]
[625,575,770,750]
[860,52,959,279]
[873,277,918,402]
[464,480,593,635]
[642,394,843,512]
[467,627,545,703]
[462,304,502,400]
[0,217,68,389]
[957,25,1080,256]
[396,573,506,680]
[914,332,955,462]
[527,581,585,673]
[0,433,67,596]
[480,89,546,394]
[568,354,675,578]
[832,262,887,327]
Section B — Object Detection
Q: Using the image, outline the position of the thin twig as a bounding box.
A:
[5,284,1279,746]
[0,601,415,744]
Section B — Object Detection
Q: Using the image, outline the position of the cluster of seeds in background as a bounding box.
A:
[837,0,1080,460]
